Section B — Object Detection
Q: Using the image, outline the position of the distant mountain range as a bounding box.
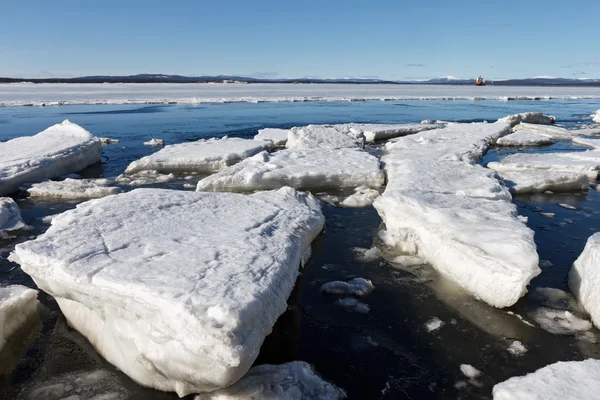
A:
[1,74,600,86]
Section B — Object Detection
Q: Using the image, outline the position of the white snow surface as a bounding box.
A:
[570,233,600,330]
[339,186,380,207]
[497,112,556,127]
[494,171,589,194]
[254,128,289,146]
[513,123,576,140]
[488,150,600,178]
[26,178,122,199]
[125,137,270,174]
[496,130,557,147]
[573,136,600,149]
[0,120,102,196]
[0,285,38,351]
[320,278,375,297]
[196,361,346,400]
[374,123,540,308]
[196,149,384,193]
[2,83,600,106]
[11,187,325,396]
[353,123,443,143]
[0,197,25,231]
[286,125,365,150]
[493,359,600,400]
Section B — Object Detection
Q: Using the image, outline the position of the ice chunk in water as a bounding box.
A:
[593,109,600,124]
[26,178,122,199]
[0,120,102,196]
[11,187,324,396]
[320,278,375,296]
[497,112,556,127]
[0,198,25,232]
[496,130,556,147]
[195,361,346,400]
[492,171,589,194]
[570,233,600,330]
[493,359,600,400]
[460,364,481,379]
[488,150,600,178]
[144,138,165,146]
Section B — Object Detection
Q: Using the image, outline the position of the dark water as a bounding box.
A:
[1,100,600,399]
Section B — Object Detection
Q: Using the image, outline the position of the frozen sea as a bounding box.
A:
[2,92,600,399]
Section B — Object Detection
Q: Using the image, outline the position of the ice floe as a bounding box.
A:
[99,137,119,145]
[0,285,38,352]
[116,170,176,186]
[0,198,25,232]
[253,128,289,146]
[339,186,380,207]
[507,340,527,356]
[320,278,375,296]
[493,359,600,400]
[125,137,270,175]
[0,120,102,196]
[570,233,600,329]
[26,178,122,199]
[353,123,442,143]
[460,364,481,379]
[533,308,592,335]
[11,187,324,396]
[498,112,556,127]
[496,130,557,147]
[487,150,600,178]
[593,109,600,124]
[286,125,365,150]
[573,136,600,149]
[196,361,346,400]
[196,149,384,193]
[513,122,574,139]
[493,171,589,194]
[144,138,165,146]
[374,122,539,308]
[425,317,444,332]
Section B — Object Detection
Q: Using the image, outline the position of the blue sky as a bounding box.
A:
[1,0,599,80]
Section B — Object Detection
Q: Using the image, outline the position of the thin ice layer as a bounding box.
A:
[286,125,365,149]
[493,359,600,400]
[195,362,346,400]
[0,120,102,196]
[488,150,600,178]
[0,197,25,231]
[569,233,600,329]
[27,178,122,199]
[374,123,539,308]
[254,128,289,146]
[196,149,384,192]
[0,285,38,351]
[497,112,556,127]
[125,137,270,174]
[494,171,589,194]
[11,187,324,396]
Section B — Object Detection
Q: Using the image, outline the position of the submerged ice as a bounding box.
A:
[12,187,325,396]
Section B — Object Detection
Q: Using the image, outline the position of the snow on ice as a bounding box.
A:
[496,130,557,147]
[497,112,556,128]
[320,278,375,296]
[253,128,289,147]
[493,171,589,194]
[196,361,346,400]
[352,123,442,143]
[0,120,102,196]
[493,359,600,400]
[196,149,384,193]
[0,197,25,232]
[488,150,600,178]
[374,123,540,308]
[339,186,380,207]
[125,137,270,175]
[570,233,600,330]
[26,178,122,199]
[286,125,365,150]
[11,187,324,396]
[573,136,600,149]
[0,285,38,352]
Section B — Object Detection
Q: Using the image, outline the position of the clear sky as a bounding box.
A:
[1,0,599,80]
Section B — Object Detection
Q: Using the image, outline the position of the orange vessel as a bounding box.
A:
[475,76,486,86]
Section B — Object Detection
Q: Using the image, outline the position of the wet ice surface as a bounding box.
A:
[2,99,600,399]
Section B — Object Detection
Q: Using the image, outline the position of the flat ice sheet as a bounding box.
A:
[0,120,102,196]
[0,197,25,231]
[2,83,600,106]
[570,233,600,329]
[352,123,442,143]
[573,137,600,149]
[196,149,384,192]
[0,285,38,351]
[253,128,289,146]
[12,187,325,396]
[374,122,540,308]
[493,359,600,400]
[494,171,589,194]
[27,178,122,199]
[496,130,556,147]
[196,362,346,400]
[125,137,270,174]
[487,150,600,178]
[513,123,576,140]
[286,125,365,150]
